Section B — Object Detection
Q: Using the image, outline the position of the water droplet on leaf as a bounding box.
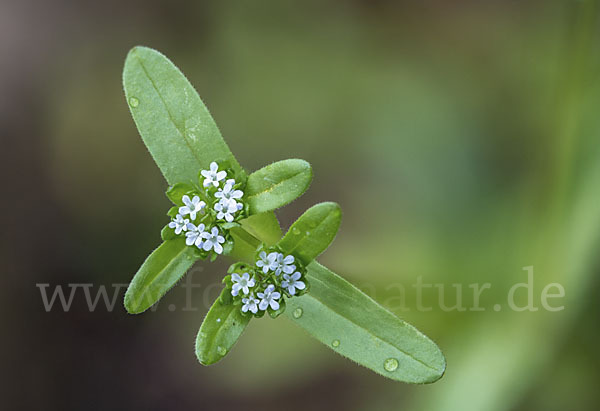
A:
[292,307,303,319]
[292,227,301,235]
[332,339,340,348]
[383,358,399,372]
[216,318,221,323]
[217,346,227,356]
[186,130,197,140]
[129,97,139,107]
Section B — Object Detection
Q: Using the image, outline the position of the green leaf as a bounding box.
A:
[228,226,261,263]
[195,292,251,365]
[229,212,283,262]
[167,206,179,218]
[240,212,282,246]
[285,262,446,384]
[160,225,178,241]
[277,202,342,265]
[166,182,197,205]
[123,46,244,185]
[245,159,312,214]
[124,238,198,314]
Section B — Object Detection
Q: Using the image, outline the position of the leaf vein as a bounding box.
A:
[134,54,202,170]
[306,273,440,372]
[246,171,303,200]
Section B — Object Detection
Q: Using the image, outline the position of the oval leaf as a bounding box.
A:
[166,182,197,205]
[195,295,251,365]
[123,46,243,185]
[277,202,341,265]
[229,212,282,263]
[228,226,261,264]
[124,239,198,314]
[245,159,312,214]
[239,212,282,246]
[285,262,446,384]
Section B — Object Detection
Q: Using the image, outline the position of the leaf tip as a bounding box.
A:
[417,344,446,384]
[126,45,152,58]
[123,290,142,314]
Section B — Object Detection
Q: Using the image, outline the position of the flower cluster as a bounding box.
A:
[165,162,246,258]
[224,249,309,318]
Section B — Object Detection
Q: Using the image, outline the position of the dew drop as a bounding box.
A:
[216,318,221,323]
[292,227,301,235]
[217,346,227,356]
[384,358,399,372]
[292,307,303,319]
[129,96,139,107]
[186,130,197,141]
[332,339,340,348]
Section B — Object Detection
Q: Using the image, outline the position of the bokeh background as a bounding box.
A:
[3,0,600,410]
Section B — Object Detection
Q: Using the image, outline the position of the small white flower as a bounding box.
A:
[256,251,277,273]
[271,253,295,276]
[281,272,306,296]
[201,226,226,254]
[178,195,205,220]
[231,272,255,296]
[185,223,206,247]
[214,199,240,222]
[257,284,281,311]
[215,181,244,203]
[241,294,260,314]
[201,161,227,188]
[168,214,189,235]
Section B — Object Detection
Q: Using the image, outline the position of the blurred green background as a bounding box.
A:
[3,0,600,410]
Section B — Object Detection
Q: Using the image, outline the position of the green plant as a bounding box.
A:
[122,46,445,384]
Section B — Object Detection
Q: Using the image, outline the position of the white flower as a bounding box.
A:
[201,226,226,254]
[214,199,239,222]
[168,214,189,235]
[185,223,206,247]
[215,181,244,203]
[231,272,255,296]
[241,294,260,314]
[201,161,227,188]
[271,253,295,276]
[256,251,277,273]
[257,284,281,311]
[178,195,205,220]
[281,272,306,296]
